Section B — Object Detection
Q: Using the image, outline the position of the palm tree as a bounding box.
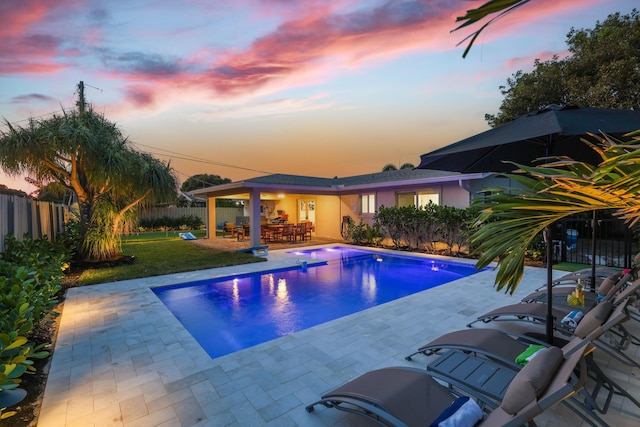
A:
[471,133,640,294]
[0,85,177,261]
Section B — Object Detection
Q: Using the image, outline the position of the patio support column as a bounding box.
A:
[249,188,261,247]
[208,196,217,239]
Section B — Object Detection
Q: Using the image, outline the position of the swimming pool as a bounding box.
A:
[152,246,486,358]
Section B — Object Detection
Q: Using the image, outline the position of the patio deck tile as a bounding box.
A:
[37,242,640,426]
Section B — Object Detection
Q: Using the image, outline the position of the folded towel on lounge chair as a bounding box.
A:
[515,344,547,366]
[561,310,584,331]
[429,396,483,427]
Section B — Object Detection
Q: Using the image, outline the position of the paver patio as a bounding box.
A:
[37,244,640,426]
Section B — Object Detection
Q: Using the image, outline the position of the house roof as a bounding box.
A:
[190,168,485,198]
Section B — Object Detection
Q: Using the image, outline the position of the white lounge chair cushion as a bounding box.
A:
[429,396,483,427]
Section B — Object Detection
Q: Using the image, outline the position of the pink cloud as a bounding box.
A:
[20,0,607,119]
[0,0,85,75]
[505,49,570,70]
[196,1,458,96]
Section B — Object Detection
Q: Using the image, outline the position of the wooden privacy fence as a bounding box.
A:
[0,194,68,253]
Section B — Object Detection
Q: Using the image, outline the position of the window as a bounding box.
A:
[361,193,376,214]
[397,191,440,208]
[418,192,439,207]
[397,192,416,207]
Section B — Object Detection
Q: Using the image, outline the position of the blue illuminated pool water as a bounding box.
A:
[152,246,487,358]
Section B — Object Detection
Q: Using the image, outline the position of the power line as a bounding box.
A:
[131,141,273,175]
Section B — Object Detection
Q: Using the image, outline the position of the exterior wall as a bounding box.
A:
[376,190,395,210]
[342,181,476,228]
[315,194,342,239]
[468,175,526,202]
[440,182,472,208]
[339,194,359,222]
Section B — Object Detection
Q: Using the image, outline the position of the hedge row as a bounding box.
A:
[138,215,204,231]
[344,204,481,256]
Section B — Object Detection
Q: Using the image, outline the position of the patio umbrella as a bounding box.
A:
[418,104,640,343]
[417,105,640,173]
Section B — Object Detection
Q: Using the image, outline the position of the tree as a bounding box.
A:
[470,133,640,294]
[181,173,231,192]
[35,181,72,204]
[381,163,398,172]
[400,162,415,169]
[0,83,177,261]
[485,10,640,126]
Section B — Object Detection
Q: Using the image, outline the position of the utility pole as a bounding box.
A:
[77,81,86,114]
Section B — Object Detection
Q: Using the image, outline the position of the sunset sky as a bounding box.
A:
[0,0,634,194]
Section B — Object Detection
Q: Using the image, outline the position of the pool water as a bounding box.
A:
[152,247,486,358]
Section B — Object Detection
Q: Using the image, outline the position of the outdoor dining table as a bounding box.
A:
[263,223,307,243]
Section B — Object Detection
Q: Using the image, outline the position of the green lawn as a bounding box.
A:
[73,230,263,286]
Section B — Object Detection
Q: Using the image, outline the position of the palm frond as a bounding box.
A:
[453,0,531,58]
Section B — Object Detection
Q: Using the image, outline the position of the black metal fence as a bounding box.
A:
[552,217,636,269]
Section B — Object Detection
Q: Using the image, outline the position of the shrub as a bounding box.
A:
[343,221,382,245]
[373,204,481,254]
[0,234,68,417]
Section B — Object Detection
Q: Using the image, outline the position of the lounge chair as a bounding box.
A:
[466,277,640,339]
[407,298,625,363]
[306,346,587,427]
[520,272,623,308]
[523,252,640,304]
[406,299,640,418]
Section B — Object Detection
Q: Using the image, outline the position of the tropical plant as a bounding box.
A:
[0,235,67,418]
[453,0,531,58]
[0,83,178,261]
[470,133,640,294]
[35,181,73,204]
[343,220,382,246]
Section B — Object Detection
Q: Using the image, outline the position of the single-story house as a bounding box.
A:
[190,169,515,248]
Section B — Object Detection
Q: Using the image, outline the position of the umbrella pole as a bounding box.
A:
[545,226,554,345]
[590,210,597,291]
